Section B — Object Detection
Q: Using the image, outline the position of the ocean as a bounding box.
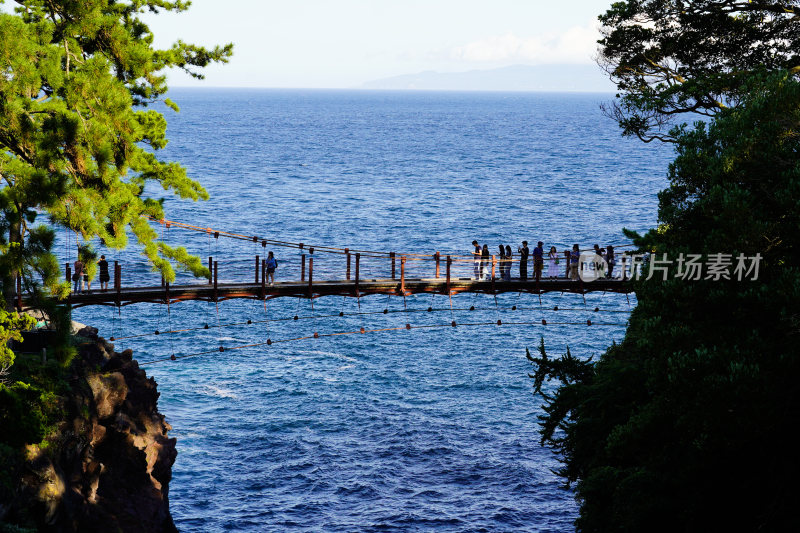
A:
[71,89,674,532]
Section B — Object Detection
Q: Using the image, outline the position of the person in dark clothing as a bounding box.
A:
[498,245,506,280]
[481,244,490,280]
[518,241,529,280]
[98,255,110,291]
[593,243,602,273]
[504,245,513,281]
[533,241,544,282]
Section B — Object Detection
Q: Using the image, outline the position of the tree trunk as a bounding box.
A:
[2,219,22,312]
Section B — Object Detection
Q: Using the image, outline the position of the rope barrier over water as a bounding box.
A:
[109,304,630,342]
[138,316,629,366]
[115,285,634,366]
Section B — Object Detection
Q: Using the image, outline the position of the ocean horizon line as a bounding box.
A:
[165,85,617,95]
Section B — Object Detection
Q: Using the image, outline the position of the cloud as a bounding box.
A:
[451,20,600,65]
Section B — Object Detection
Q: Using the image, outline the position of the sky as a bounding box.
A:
[138,0,617,89]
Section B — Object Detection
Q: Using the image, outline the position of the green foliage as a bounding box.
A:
[41,302,75,366]
[540,6,800,528]
[7,350,68,394]
[0,351,65,513]
[77,242,97,280]
[598,0,800,141]
[0,0,231,308]
[0,6,225,510]
[0,382,51,447]
[532,73,800,532]
[0,308,35,376]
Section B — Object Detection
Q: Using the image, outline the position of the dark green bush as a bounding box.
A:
[0,382,49,448]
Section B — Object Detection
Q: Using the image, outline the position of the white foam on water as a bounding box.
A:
[200,385,238,399]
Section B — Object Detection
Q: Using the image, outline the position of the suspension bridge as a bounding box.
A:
[16,218,637,365]
[34,218,636,310]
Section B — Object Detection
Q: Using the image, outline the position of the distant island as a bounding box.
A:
[360,64,615,92]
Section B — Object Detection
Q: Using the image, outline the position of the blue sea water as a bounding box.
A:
[71,89,674,532]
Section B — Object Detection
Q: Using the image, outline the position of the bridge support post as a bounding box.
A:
[446,255,452,295]
[261,259,266,299]
[301,254,306,282]
[345,248,351,280]
[391,252,396,279]
[255,255,260,284]
[114,262,120,306]
[400,256,406,295]
[208,256,213,284]
[564,251,570,278]
[355,253,360,297]
[165,280,170,305]
[213,261,218,302]
[435,252,440,278]
[308,254,314,298]
[65,262,71,284]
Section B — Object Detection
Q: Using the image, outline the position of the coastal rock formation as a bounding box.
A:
[1,328,177,532]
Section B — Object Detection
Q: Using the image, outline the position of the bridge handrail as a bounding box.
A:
[153,217,639,260]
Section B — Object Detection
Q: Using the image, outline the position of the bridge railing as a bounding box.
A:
[60,248,636,299]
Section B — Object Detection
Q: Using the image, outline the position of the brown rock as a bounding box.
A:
[1,335,178,532]
[87,372,128,419]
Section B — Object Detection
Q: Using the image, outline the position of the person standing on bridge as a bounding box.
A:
[498,245,506,280]
[504,245,513,281]
[593,244,603,273]
[72,258,84,293]
[266,251,278,286]
[98,255,110,291]
[533,241,544,282]
[472,240,481,280]
[481,244,490,280]
[547,246,559,279]
[518,241,529,280]
[570,244,580,280]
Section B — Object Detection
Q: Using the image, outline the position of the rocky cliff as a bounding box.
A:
[1,328,177,532]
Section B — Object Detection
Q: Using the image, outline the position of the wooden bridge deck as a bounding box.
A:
[55,277,633,309]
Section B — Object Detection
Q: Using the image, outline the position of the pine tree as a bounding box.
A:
[532,71,800,532]
[531,3,800,526]
[0,0,232,313]
[598,0,800,142]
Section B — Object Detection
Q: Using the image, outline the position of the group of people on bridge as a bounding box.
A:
[471,241,616,282]
[71,255,110,293]
[66,240,620,294]
[69,251,279,293]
